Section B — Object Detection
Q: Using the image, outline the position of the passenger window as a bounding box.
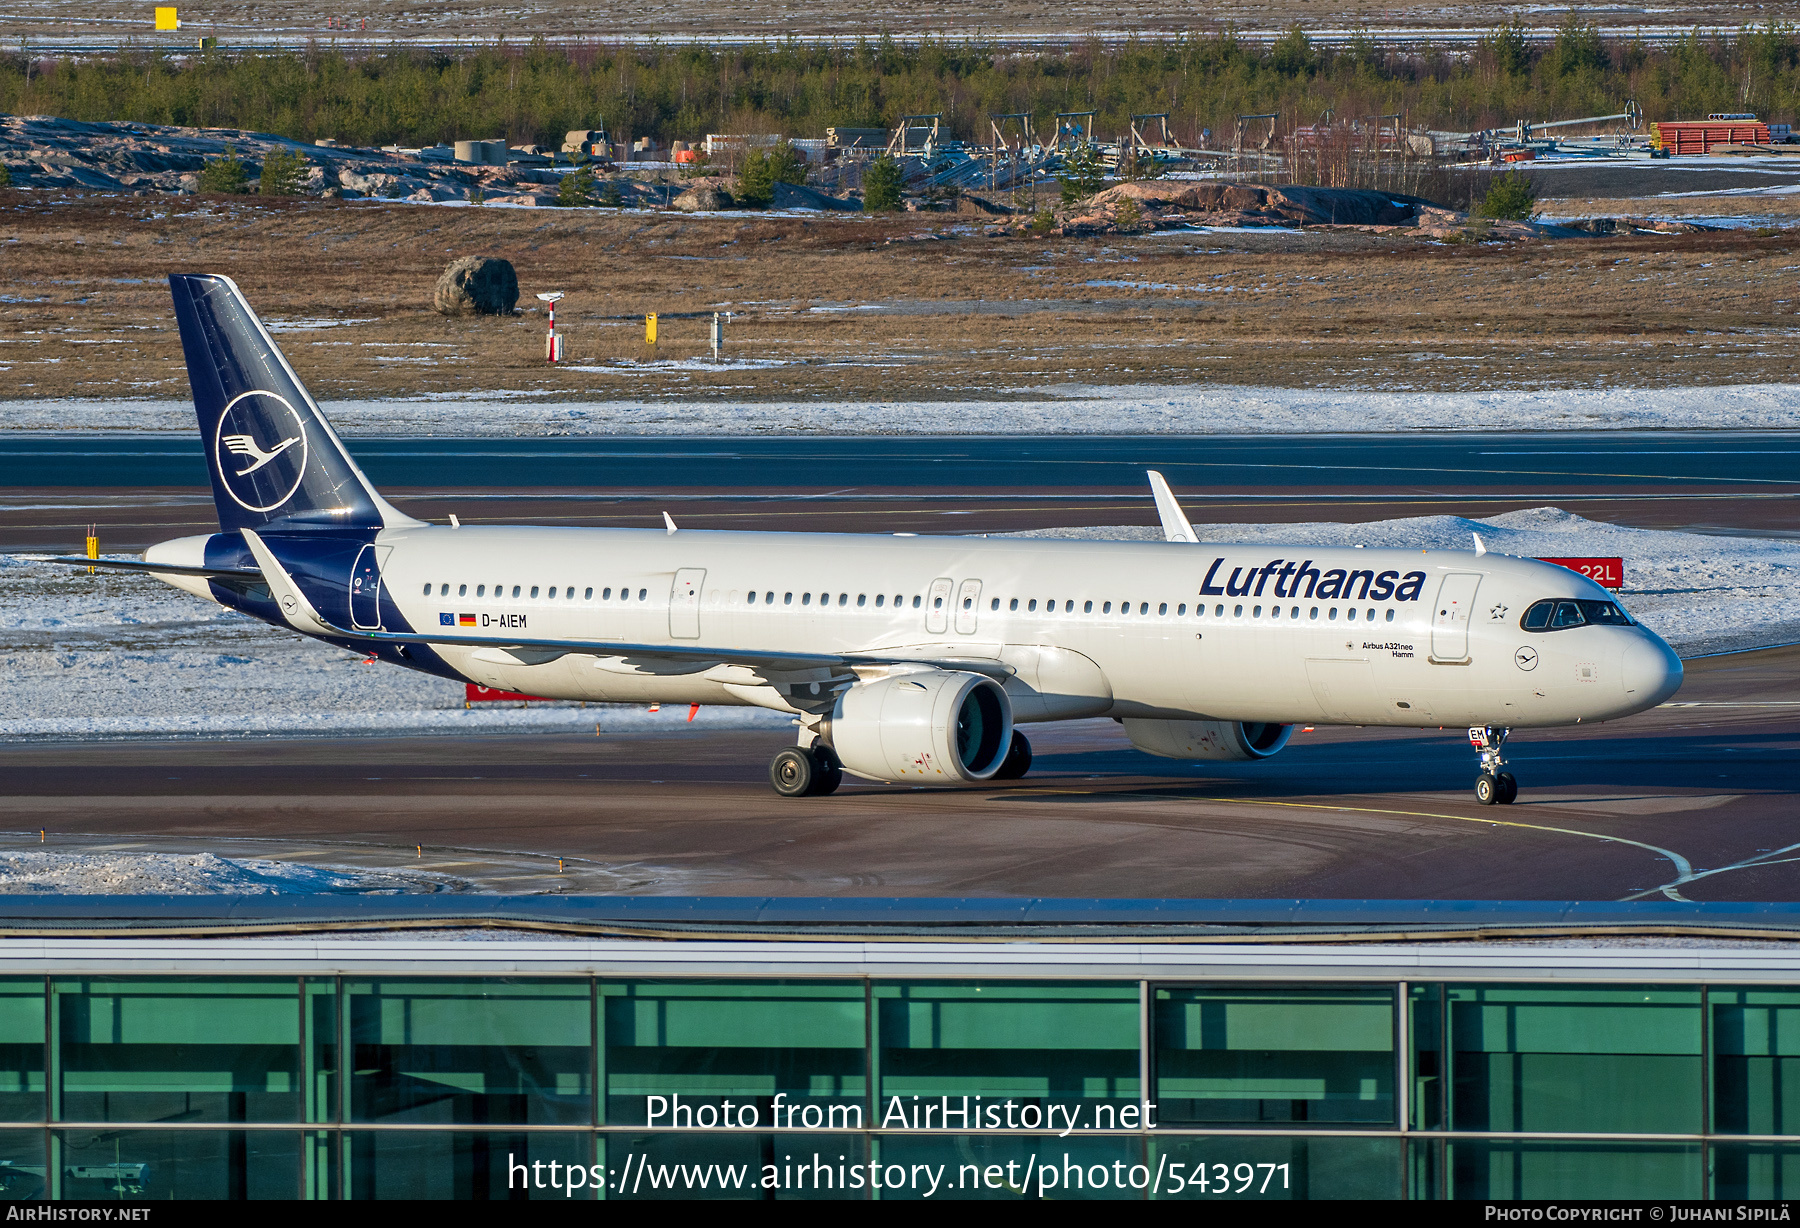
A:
[1082,600,1092,613]
[1140,602,1149,615]
[457,584,467,597]
[422,583,432,596]
[548,587,558,600]
[477,585,485,597]
[1233,605,1243,618]
[1253,605,1262,618]
[785,593,794,605]
[859,595,867,607]
[803,593,812,606]
[934,597,944,609]
[912,596,920,609]
[1291,607,1298,619]
[584,587,593,600]
[1271,605,1280,619]
[1308,607,1318,620]
[1346,608,1355,621]
[436,583,446,596]
[512,585,521,598]
[1329,607,1338,620]
[990,598,999,611]
[1215,604,1225,617]
[1102,602,1111,614]
[1028,600,1038,612]
[1064,601,1073,612]
[876,595,885,607]
[1008,598,1017,611]
[638,589,647,601]
[1158,602,1168,616]
[1386,609,1395,622]
[1366,608,1375,621]
[963,597,972,610]
[747,591,757,604]
[603,587,612,600]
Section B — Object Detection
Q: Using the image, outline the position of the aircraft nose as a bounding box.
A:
[1622,634,1683,708]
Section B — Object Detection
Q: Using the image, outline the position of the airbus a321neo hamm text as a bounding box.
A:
[63,275,1685,802]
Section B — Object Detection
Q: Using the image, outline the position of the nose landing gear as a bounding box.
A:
[1469,726,1518,805]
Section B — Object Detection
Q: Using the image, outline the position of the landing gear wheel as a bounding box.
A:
[1497,772,1518,805]
[991,731,1033,781]
[769,746,842,797]
[1475,773,1501,806]
[810,745,844,796]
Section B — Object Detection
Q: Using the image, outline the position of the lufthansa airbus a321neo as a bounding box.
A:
[59,274,1685,801]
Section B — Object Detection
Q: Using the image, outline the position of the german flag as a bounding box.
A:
[458,613,476,627]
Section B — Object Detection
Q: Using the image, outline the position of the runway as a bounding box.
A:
[0,646,1792,901]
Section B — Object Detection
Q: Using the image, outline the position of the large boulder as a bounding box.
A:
[673,183,734,212]
[433,256,519,316]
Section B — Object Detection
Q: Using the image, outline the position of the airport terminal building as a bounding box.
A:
[0,899,1793,1200]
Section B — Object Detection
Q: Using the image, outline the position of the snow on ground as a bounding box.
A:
[0,851,466,895]
[1009,506,1800,659]
[7,382,1800,435]
[1,506,1793,739]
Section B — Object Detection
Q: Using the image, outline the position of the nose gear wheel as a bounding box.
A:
[1469,726,1518,805]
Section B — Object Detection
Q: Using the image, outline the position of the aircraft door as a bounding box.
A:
[349,544,385,630]
[925,577,954,634]
[670,568,705,639]
[954,579,982,634]
[1431,572,1482,661]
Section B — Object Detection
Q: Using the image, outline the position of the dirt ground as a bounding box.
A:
[1,188,1797,403]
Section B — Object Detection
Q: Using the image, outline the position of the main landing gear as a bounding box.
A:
[769,744,843,797]
[992,730,1033,781]
[1469,725,1518,806]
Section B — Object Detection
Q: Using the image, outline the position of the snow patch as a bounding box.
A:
[0,850,467,895]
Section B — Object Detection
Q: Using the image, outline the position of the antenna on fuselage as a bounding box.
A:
[1146,470,1199,543]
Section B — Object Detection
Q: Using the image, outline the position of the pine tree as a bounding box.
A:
[863,154,904,211]
[557,165,594,206]
[1478,170,1538,220]
[258,146,307,195]
[198,146,249,194]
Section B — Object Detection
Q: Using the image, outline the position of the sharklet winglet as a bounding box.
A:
[1147,470,1199,544]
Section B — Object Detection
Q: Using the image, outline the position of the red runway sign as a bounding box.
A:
[1535,557,1624,589]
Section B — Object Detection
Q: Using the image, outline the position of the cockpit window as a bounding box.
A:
[1522,598,1633,632]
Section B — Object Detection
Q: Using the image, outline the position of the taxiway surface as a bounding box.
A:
[0,646,1791,901]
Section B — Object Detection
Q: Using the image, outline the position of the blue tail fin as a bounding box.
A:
[169,273,413,533]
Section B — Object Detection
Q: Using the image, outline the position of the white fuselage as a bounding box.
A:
[150,523,1682,730]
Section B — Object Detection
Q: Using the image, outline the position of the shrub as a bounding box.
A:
[257,146,307,195]
[1028,208,1056,234]
[598,177,624,207]
[1114,197,1143,233]
[1478,169,1538,220]
[1057,142,1105,205]
[557,165,594,206]
[198,145,249,194]
[863,154,904,211]
[735,143,806,208]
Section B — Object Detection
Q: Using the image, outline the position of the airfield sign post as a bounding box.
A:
[536,291,564,363]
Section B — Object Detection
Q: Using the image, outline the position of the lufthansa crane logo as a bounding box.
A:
[213,391,308,512]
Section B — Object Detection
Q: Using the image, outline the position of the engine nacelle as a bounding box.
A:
[1122,718,1294,761]
[826,670,1013,783]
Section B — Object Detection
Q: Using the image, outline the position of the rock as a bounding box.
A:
[433,256,519,316]
[673,184,734,211]
[770,180,859,211]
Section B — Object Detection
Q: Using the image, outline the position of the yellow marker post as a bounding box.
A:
[85,526,97,575]
[645,313,658,346]
[154,7,179,31]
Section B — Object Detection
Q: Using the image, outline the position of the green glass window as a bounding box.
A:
[1713,1144,1800,1199]
[0,1130,43,1200]
[1448,985,1703,1134]
[1712,988,1800,1135]
[344,1130,592,1200]
[1450,1141,1703,1200]
[605,981,864,1126]
[54,1129,300,1200]
[879,1134,1143,1201]
[54,978,299,1123]
[1151,1136,1402,1201]
[875,982,1139,1116]
[606,1133,866,1201]
[346,979,592,1125]
[1154,986,1394,1125]
[0,981,43,1123]
[1409,983,1444,1131]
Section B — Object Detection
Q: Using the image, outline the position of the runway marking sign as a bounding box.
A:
[1536,557,1624,589]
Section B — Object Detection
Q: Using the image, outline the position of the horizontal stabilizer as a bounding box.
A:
[45,556,262,580]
